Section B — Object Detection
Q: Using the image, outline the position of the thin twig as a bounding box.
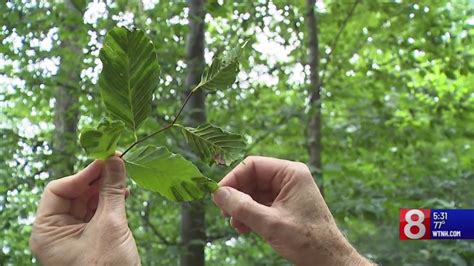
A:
[172,90,194,125]
[319,0,361,90]
[141,200,176,246]
[246,110,302,152]
[120,91,195,158]
[322,3,413,88]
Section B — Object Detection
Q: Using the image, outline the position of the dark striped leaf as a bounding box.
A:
[124,145,218,202]
[98,27,159,135]
[79,119,125,159]
[192,44,242,92]
[177,123,246,166]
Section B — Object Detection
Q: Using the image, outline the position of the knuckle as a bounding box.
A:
[45,179,58,191]
[289,162,312,181]
[243,155,258,165]
[100,214,127,233]
[293,162,311,175]
[108,216,125,229]
[101,184,125,195]
[231,194,252,219]
[29,234,42,255]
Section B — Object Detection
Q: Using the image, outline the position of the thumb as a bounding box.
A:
[96,156,127,218]
[213,186,273,234]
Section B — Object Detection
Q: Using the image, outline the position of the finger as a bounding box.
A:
[234,224,251,234]
[70,198,87,222]
[69,174,104,221]
[84,207,96,222]
[83,192,99,222]
[252,191,277,206]
[221,209,230,217]
[36,160,103,217]
[88,193,99,211]
[213,186,274,235]
[219,156,292,195]
[125,187,130,200]
[230,217,251,234]
[48,160,103,198]
[81,185,128,222]
[95,156,127,218]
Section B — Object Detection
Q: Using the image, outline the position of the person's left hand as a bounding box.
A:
[29,156,140,265]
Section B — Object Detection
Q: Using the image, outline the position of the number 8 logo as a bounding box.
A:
[404,209,426,239]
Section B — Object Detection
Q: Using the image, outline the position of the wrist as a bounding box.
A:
[291,224,365,266]
[343,248,374,266]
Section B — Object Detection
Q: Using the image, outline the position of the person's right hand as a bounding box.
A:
[30,156,140,265]
[212,156,371,266]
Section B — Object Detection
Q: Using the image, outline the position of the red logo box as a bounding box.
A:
[400,209,431,240]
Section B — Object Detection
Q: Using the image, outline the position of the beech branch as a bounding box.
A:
[120,90,195,158]
[319,0,360,89]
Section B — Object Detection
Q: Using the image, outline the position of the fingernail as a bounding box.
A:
[213,187,230,206]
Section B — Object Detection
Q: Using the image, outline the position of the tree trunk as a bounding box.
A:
[305,0,323,195]
[49,1,84,178]
[180,0,206,266]
[49,82,80,178]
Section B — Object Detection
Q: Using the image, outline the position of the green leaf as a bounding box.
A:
[192,44,243,92]
[124,145,218,202]
[98,27,160,134]
[79,119,125,159]
[177,123,246,166]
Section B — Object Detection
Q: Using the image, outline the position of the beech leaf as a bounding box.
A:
[79,119,125,159]
[98,26,159,134]
[177,123,245,166]
[192,44,244,92]
[124,145,218,202]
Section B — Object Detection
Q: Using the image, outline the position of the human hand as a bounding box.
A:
[30,156,140,265]
[213,156,371,266]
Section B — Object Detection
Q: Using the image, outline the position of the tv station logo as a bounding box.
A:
[400,209,474,240]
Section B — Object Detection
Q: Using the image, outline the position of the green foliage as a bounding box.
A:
[177,123,246,166]
[79,119,125,160]
[99,27,160,135]
[1,0,473,265]
[124,145,218,201]
[81,26,244,202]
[193,46,241,92]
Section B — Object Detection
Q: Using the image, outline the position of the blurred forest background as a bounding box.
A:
[1,0,473,265]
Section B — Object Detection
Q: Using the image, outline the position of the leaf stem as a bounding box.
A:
[120,90,195,158]
[172,89,194,125]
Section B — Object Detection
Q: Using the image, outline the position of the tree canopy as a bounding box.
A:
[1,0,473,265]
